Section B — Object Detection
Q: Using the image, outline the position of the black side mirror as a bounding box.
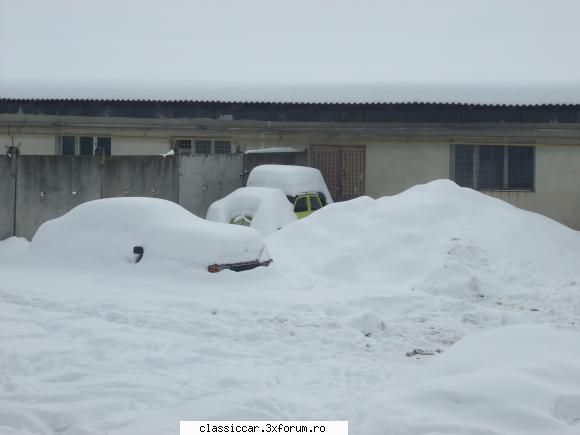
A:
[133,246,144,263]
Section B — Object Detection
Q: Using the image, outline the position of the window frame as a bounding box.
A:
[171,137,232,155]
[172,138,193,156]
[450,144,535,192]
[57,135,112,156]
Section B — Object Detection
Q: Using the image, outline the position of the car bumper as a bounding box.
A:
[207,259,273,273]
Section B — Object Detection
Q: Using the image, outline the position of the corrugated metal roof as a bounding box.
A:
[2,98,580,108]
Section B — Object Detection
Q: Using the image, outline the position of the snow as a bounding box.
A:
[206,187,296,236]
[1,0,580,105]
[359,325,580,435]
[1,180,580,435]
[245,148,305,155]
[247,165,334,204]
[267,179,580,283]
[29,197,269,269]
[0,237,28,263]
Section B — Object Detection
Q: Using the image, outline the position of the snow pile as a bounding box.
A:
[247,165,333,203]
[360,324,580,435]
[29,197,269,269]
[206,187,296,236]
[268,179,580,285]
[0,237,29,263]
[1,180,580,435]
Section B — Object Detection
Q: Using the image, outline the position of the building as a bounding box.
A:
[1,1,580,231]
[2,99,580,230]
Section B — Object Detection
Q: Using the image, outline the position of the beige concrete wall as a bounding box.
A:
[365,142,451,197]
[112,136,169,155]
[486,145,580,230]
[1,133,171,156]
[365,142,580,230]
[0,133,55,155]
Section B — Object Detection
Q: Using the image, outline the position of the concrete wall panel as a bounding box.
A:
[0,157,16,240]
[102,156,178,202]
[15,156,102,240]
[179,154,243,217]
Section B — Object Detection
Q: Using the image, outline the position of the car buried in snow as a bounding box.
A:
[246,164,334,219]
[28,197,272,273]
[206,186,297,236]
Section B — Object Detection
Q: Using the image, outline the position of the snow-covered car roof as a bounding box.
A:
[206,187,297,236]
[29,197,269,268]
[246,165,333,204]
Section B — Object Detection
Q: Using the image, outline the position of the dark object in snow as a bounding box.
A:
[406,348,442,357]
[133,246,144,263]
[208,259,273,273]
[530,308,539,312]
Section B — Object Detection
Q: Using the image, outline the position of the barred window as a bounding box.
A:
[452,145,534,190]
[214,140,231,154]
[195,140,212,154]
[174,139,192,156]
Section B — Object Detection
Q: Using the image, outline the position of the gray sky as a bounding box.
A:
[1,0,579,103]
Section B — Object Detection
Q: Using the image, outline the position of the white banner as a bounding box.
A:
[181,421,348,435]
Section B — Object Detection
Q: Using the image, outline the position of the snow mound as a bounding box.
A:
[247,165,333,204]
[0,237,29,263]
[361,324,580,435]
[268,180,580,284]
[206,187,296,236]
[28,197,269,269]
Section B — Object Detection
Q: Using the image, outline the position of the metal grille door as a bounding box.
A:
[311,145,365,201]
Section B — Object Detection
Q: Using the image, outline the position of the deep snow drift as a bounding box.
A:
[269,180,580,284]
[1,180,579,435]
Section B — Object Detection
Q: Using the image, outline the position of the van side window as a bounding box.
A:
[294,197,308,213]
[309,196,322,211]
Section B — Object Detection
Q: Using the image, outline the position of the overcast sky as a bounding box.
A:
[1,0,579,103]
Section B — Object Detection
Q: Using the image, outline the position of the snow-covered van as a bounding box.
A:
[246,165,333,219]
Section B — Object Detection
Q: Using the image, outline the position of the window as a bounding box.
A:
[309,196,322,211]
[79,136,94,156]
[452,145,534,190]
[294,197,308,213]
[195,140,212,154]
[172,138,232,155]
[96,137,112,155]
[58,136,112,156]
[174,139,192,156]
[214,140,231,154]
[61,136,76,155]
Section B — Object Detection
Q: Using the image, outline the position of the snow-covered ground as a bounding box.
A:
[1,180,580,435]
